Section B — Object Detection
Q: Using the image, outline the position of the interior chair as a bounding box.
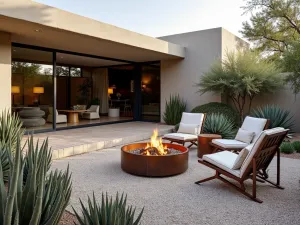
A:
[162,112,206,148]
[211,116,269,152]
[82,105,100,120]
[76,105,87,118]
[195,127,288,203]
[47,107,67,124]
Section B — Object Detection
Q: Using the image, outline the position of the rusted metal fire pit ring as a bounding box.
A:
[121,143,188,177]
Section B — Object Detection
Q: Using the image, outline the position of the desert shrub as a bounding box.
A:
[280,142,294,154]
[203,113,237,139]
[163,94,186,125]
[191,102,239,125]
[73,192,144,225]
[292,141,300,153]
[197,50,284,121]
[251,105,294,131]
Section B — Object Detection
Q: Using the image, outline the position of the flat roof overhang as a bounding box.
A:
[0,0,185,64]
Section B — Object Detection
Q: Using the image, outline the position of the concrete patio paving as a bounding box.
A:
[52,144,300,225]
[22,122,173,159]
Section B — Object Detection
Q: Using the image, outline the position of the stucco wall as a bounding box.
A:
[0,32,11,111]
[159,28,224,122]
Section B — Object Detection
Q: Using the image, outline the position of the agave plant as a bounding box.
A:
[73,192,144,225]
[0,110,24,151]
[203,113,237,139]
[0,136,71,225]
[251,105,294,131]
[163,94,187,125]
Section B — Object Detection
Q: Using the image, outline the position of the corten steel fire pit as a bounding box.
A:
[121,143,188,177]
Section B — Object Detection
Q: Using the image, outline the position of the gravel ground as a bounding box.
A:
[52,146,300,225]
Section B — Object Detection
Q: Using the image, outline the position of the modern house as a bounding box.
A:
[1,0,299,132]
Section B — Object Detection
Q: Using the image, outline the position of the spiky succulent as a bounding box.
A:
[251,105,294,131]
[0,110,24,151]
[73,192,144,225]
[163,94,187,125]
[203,113,237,139]
[0,136,71,225]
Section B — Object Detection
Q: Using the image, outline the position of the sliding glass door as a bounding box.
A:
[11,46,54,132]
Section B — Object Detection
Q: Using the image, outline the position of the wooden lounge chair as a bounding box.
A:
[162,112,206,148]
[211,116,270,152]
[195,127,288,203]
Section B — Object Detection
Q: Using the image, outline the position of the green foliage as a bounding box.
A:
[73,192,144,225]
[191,102,239,126]
[292,141,300,153]
[0,136,71,225]
[280,142,294,154]
[203,113,237,139]
[282,42,300,95]
[163,94,187,125]
[0,110,24,151]
[251,105,294,131]
[197,50,283,121]
[241,0,300,60]
[78,78,92,105]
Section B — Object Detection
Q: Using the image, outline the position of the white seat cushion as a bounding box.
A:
[163,133,197,141]
[212,139,248,149]
[203,151,241,177]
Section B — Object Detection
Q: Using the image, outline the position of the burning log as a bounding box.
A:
[139,147,170,156]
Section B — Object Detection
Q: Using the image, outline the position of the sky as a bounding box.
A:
[35,0,251,39]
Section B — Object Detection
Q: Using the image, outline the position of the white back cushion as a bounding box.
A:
[232,148,249,170]
[178,113,204,134]
[178,123,198,134]
[89,105,99,113]
[240,127,286,176]
[235,128,255,144]
[241,116,268,142]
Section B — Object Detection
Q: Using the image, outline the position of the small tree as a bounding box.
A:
[282,41,300,96]
[197,50,284,121]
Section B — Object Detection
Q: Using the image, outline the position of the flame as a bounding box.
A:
[145,129,167,155]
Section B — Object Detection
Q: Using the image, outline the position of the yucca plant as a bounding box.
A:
[73,192,144,225]
[0,136,72,225]
[0,110,24,151]
[163,94,186,125]
[203,113,237,139]
[251,105,294,131]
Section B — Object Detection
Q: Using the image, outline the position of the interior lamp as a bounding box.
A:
[33,87,44,105]
[11,86,20,106]
[108,88,113,99]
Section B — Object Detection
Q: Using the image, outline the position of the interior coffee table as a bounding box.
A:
[58,110,87,123]
[197,134,222,158]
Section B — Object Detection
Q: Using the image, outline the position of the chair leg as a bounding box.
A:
[195,172,218,184]
[187,141,197,148]
[218,174,263,203]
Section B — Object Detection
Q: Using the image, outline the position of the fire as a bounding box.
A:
[144,129,168,155]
